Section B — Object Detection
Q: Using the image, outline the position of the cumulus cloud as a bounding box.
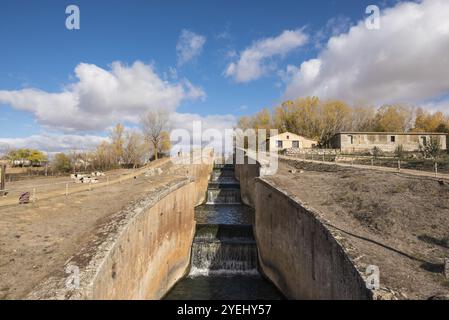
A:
[0,134,108,155]
[0,61,206,132]
[0,110,237,155]
[176,29,206,65]
[170,112,236,132]
[169,112,237,154]
[284,0,449,108]
[225,29,308,83]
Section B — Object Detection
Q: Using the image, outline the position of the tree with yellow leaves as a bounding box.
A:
[373,104,414,132]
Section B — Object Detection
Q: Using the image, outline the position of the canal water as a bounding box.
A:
[164,164,282,300]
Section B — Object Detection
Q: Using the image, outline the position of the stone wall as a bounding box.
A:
[255,178,372,300]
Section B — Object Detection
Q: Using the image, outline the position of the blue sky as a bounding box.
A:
[1,0,449,153]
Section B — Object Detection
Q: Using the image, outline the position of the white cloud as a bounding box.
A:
[0,61,206,132]
[169,112,237,154]
[0,111,236,155]
[176,29,206,65]
[225,29,308,83]
[284,0,449,108]
[170,112,236,132]
[313,15,352,49]
[0,134,108,155]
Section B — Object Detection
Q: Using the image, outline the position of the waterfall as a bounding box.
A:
[189,224,258,277]
[206,189,241,204]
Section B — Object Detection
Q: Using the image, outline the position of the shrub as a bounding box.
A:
[394,145,405,159]
[371,146,382,159]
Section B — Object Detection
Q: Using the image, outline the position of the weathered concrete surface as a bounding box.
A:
[170,152,214,206]
[235,159,260,207]
[178,164,213,206]
[236,155,372,299]
[254,178,373,300]
[26,161,213,300]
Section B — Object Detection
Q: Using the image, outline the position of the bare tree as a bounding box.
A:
[0,143,11,160]
[140,110,170,160]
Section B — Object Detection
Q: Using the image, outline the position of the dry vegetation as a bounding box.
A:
[265,159,449,299]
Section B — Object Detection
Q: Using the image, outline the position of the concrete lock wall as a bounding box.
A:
[186,164,213,206]
[28,161,212,300]
[89,180,196,299]
[236,156,372,300]
[255,179,372,300]
[235,157,260,207]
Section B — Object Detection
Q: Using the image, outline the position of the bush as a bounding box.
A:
[419,137,441,160]
[394,145,405,159]
[371,146,382,159]
[52,153,72,173]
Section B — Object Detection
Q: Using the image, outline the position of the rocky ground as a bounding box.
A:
[264,159,449,300]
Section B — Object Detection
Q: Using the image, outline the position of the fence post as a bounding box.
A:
[0,164,5,194]
[398,160,401,172]
[444,258,449,279]
[65,183,68,196]
[371,158,374,166]
[435,162,438,178]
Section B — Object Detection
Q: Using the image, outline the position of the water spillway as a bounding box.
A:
[190,224,258,276]
[164,162,282,300]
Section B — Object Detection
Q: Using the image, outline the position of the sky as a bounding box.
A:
[1,0,449,154]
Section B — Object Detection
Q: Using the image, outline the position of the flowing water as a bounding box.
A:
[164,163,282,300]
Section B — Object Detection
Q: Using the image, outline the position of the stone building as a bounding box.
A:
[331,132,447,153]
[269,132,318,152]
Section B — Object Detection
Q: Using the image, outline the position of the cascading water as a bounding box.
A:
[206,189,241,205]
[189,224,258,276]
[164,161,282,300]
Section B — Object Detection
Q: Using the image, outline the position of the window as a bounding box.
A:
[292,141,299,148]
[421,136,427,145]
[390,136,396,143]
[286,135,290,139]
[348,135,353,144]
[277,140,283,148]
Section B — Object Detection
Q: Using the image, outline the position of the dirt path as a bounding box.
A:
[264,159,449,299]
[0,161,180,299]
